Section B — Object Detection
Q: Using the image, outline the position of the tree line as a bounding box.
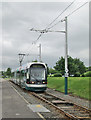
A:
[1,56,91,78]
[48,56,91,77]
[1,68,12,78]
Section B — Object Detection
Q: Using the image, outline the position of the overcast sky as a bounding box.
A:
[0,1,89,70]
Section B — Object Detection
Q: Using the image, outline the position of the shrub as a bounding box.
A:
[84,71,91,77]
[49,68,60,75]
[81,74,85,77]
[74,72,80,77]
[54,73,62,77]
[2,76,5,78]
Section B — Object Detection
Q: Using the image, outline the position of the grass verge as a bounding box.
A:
[47,77,90,100]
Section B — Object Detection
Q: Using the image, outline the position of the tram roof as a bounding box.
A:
[13,62,46,72]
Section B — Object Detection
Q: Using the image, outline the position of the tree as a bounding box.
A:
[6,68,12,77]
[49,68,59,74]
[1,71,4,76]
[54,57,65,75]
[84,71,91,77]
[32,59,38,62]
[54,73,62,77]
[86,66,91,71]
[74,72,80,77]
[1,71,5,78]
[45,64,49,75]
[88,66,91,71]
[54,56,86,76]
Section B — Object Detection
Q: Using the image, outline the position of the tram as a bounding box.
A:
[12,62,47,91]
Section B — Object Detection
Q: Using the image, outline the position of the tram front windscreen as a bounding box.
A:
[30,65,45,80]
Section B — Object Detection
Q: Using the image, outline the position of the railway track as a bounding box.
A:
[29,91,91,119]
[10,81,91,119]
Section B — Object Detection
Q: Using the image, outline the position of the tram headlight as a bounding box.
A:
[43,81,46,84]
[31,81,35,84]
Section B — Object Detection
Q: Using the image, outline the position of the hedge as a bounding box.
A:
[54,73,62,77]
[84,71,91,77]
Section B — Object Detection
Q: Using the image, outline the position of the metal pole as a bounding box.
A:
[65,16,68,95]
[18,53,25,86]
[39,44,41,62]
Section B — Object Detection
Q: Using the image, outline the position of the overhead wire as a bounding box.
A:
[24,44,39,63]
[46,0,76,29]
[47,2,88,30]
[67,2,88,17]
[32,33,42,44]
[32,0,76,44]
[27,1,88,60]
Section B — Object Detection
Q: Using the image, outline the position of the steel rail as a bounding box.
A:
[29,91,91,119]
[10,80,91,119]
[29,92,78,119]
[46,92,91,113]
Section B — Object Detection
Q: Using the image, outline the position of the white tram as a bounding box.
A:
[12,62,47,91]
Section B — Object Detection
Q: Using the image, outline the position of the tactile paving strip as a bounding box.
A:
[27,104,50,112]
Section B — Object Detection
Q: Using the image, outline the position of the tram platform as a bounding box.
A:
[1,79,42,119]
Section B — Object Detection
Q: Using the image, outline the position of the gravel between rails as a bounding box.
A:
[46,88,91,110]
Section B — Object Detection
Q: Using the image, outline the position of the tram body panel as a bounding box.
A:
[12,62,47,91]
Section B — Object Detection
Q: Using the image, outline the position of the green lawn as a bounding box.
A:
[47,77,90,100]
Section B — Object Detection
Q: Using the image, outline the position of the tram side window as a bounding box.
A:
[14,72,16,79]
[21,70,26,81]
[16,71,20,80]
[11,72,14,78]
[26,69,30,83]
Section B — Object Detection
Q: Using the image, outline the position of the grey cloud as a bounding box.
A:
[1,2,89,70]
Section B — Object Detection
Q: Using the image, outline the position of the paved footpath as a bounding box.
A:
[1,79,41,119]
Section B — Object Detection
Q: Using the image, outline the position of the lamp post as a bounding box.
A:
[18,53,25,86]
